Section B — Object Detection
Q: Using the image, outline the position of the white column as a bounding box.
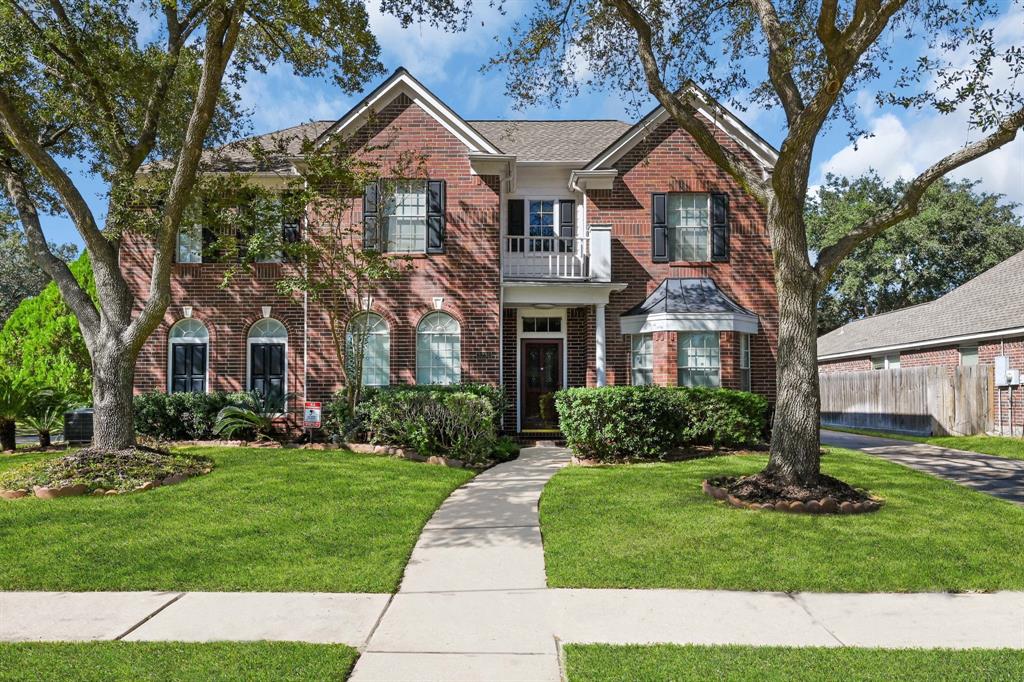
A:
[595,303,607,387]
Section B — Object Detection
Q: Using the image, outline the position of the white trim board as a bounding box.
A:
[314,68,501,155]
[619,311,760,335]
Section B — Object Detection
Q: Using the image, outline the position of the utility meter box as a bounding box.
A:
[1010,369,1022,386]
[995,356,1011,386]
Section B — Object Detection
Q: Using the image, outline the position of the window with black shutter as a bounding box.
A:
[363,181,380,251]
[710,192,730,262]
[558,199,575,252]
[507,199,525,253]
[426,179,446,254]
[651,193,668,262]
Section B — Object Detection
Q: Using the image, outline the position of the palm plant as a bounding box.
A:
[214,391,294,442]
[0,377,34,452]
[20,389,81,448]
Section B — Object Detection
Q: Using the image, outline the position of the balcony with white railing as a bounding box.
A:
[502,226,611,282]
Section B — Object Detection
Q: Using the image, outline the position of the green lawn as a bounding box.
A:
[0,642,358,681]
[0,446,472,592]
[540,448,1024,592]
[564,644,1024,682]
[824,426,1024,461]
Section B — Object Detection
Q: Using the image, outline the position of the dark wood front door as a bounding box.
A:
[521,339,562,430]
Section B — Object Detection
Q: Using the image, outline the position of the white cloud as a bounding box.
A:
[817,7,1024,205]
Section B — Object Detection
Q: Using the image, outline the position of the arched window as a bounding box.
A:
[416,312,461,385]
[247,318,287,400]
[347,313,390,387]
[168,319,209,393]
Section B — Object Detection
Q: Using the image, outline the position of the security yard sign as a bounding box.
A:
[303,402,322,429]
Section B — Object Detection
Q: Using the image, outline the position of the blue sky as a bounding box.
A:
[42,1,1024,250]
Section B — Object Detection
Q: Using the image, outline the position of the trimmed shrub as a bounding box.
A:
[555,386,687,462]
[555,385,768,462]
[358,387,498,463]
[134,392,253,441]
[677,387,768,449]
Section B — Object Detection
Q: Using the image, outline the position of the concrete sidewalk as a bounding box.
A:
[821,429,1024,504]
[3,444,1023,682]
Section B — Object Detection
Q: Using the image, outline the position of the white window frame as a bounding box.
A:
[959,345,979,367]
[677,331,721,387]
[167,319,210,393]
[416,311,462,385]
[666,192,710,262]
[176,223,203,264]
[347,312,390,387]
[872,353,901,370]
[740,333,752,391]
[382,179,428,253]
[246,318,289,404]
[630,334,654,386]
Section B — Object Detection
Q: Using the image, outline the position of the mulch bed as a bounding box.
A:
[703,472,883,514]
[0,447,213,500]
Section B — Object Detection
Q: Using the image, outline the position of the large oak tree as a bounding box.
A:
[490,0,1024,491]
[0,0,467,452]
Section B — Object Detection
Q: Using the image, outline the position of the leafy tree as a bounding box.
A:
[810,175,1024,334]
[0,0,470,452]
[0,253,94,401]
[0,222,77,325]
[490,0,1024,492]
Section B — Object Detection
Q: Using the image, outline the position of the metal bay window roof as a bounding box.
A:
[619,278,760,335]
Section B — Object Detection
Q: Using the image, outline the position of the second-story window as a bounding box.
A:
[667,193,709,262]
[176,223,203,263]
[529,200,556,252]
[384,180,428,252]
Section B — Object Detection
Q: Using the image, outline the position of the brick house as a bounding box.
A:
[818,249,1024,434]
[128,68,779,434]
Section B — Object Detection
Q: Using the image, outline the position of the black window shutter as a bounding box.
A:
[426,179,446,254]
[559,199,575,252]
[710,192,730,262]
[651,193,668,262]
[507,199,525,253]
[363,182,380,251]
[201,226,216,263]
[171,343,206,393]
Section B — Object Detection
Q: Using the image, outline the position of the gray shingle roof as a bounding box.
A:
[623,278,756,317]
[818,249,1024,358]
[467,120,632,162]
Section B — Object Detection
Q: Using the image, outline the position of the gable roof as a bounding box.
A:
[818,249,1024,359]
[585,83,779,172]
[313,67,501,155]
[468,120,631,163]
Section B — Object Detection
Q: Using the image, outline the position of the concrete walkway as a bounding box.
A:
[3,444,1023,682]
[822,429,1024,505]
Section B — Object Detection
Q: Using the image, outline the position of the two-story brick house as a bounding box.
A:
[128,68,779,434]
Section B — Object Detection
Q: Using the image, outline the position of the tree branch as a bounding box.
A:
[746,0,805,122]
[815,106,1024,282]
[0,88,115,264]
[128,2,245,350]
[0,157,99,337]
[608,0,771,202]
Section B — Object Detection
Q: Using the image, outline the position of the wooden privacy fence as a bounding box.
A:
[819,365,992,436]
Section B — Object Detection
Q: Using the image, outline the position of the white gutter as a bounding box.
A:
[818,326,1024,361]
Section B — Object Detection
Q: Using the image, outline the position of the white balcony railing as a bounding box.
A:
[503,235,590,280]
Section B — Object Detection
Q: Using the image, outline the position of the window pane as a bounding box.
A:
[347,313,390,386]
[177,223,202,263]
[666,193,709,261]
[417,312,461,385]
[677,332,720,387]
[528,200,556,251]
[383,180,427,253]
[631,334,653,386]
[960,346,978,367]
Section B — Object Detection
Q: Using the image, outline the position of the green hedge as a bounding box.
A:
[554,386,767,462]
[134,392,254,441]
[356,385,503,464]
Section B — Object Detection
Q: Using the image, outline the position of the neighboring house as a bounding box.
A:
[127,68,779,434]
[818,249,1024,434]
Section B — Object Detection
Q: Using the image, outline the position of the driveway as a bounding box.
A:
[821,429,1024,505]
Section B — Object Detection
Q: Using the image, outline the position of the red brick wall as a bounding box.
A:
[586,116,778,399]
[127,93,502,404]
[818,357,873,374]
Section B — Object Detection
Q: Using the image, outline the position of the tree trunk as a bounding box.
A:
[38,430,51,448]
[764,201,822,487]
[90,343,139,451]
[0,419,15,452]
